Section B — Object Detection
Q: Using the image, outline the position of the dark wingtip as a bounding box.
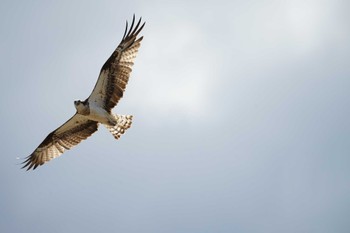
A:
[131,17,142,35]
[126,14,136,38]
[21,156,30,169]
[135,21,145,37]
[21,162,40,171]
[122,15,145,41]
[21,155,39,171]
[122,20,128,39]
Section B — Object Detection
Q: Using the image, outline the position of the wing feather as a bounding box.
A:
[87,15,145,111]
[22,114,99,170]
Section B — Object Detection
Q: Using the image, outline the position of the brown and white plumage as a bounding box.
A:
[22,16,145,170]
[88,15,144,111]
[22,114,98,170]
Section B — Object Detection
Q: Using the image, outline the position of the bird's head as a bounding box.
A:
[74,100,82,107]
[74,100,88,114]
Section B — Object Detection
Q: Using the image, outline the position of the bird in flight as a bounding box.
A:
[22,15,145,170]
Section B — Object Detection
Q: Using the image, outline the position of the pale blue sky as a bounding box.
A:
[1,0,349,232]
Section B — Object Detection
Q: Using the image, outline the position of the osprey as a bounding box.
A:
[22,16,145,170]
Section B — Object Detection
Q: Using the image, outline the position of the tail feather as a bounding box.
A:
[105,114,133,140]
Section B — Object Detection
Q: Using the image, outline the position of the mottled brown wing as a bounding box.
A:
[22,114,99,170]
[87,15,145,111]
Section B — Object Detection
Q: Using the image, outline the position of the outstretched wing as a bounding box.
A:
[87,15,145,112]
[22,114,99,170]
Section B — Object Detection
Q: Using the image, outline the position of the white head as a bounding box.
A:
[74,100,89,115]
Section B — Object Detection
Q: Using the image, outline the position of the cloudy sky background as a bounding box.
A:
[1,0,349,232]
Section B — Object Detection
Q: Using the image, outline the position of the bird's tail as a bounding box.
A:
[104,114,133,140]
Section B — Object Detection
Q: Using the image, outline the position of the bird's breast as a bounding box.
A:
[88,104,111,124]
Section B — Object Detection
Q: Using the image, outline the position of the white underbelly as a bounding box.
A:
[88,106,111,124]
